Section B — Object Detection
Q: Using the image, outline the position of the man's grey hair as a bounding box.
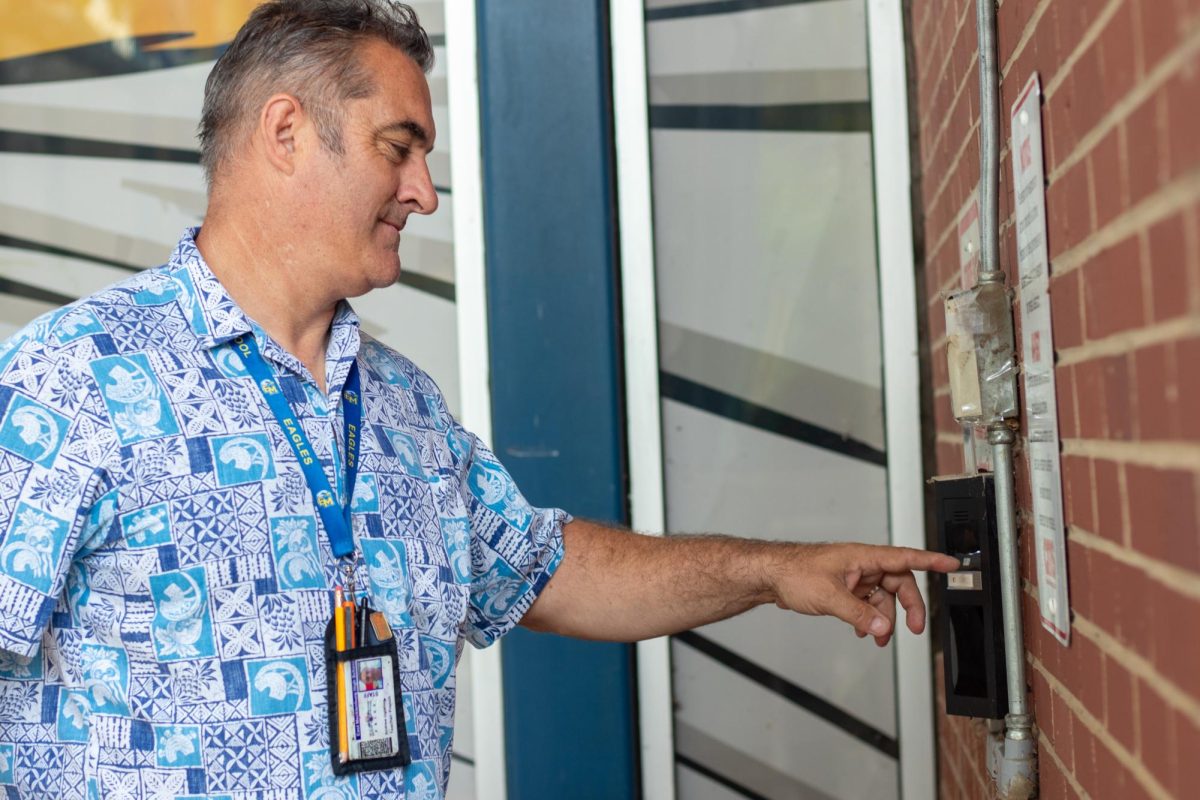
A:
[198,0,434,187]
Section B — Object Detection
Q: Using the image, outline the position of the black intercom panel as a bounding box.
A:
[934,473,1008,719]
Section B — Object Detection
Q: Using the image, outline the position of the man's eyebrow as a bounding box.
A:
[374,120,432,150]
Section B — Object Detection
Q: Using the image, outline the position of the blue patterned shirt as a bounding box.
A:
[0,228,566,799]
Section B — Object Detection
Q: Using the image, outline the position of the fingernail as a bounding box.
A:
[869,617,888,636]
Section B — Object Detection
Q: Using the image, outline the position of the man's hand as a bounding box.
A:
[765,543,960,647]
[521,520,960,644]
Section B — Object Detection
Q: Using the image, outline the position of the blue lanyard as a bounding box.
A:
[230,334,361,559]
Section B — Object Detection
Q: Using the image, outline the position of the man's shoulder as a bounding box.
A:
[0,264,196,363]
[357,333,447,399]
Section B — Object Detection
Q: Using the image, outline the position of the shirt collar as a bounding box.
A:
[166,227,362,387]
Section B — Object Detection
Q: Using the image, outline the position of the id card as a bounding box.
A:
[347,654,401,761]
[325,597,410,775]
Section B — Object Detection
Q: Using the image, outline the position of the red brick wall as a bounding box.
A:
[908,1,1200,797]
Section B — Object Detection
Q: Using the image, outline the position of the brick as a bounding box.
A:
[1164,52,1200,179]
[1102,353,1134,440]
[1104,654,1138,753]
[937,765,954,799]
[1136,0,1188,74]
[1067,635,1106,719]
[997,0,1039,65]
[938,7,957,68]
[1053,0,1112,57]
[1117,765,1156,800]
[1093,459,1124,544]
[1066,538,1094,621]
[1133,341,1180,439]
[1075,357,1108,439]
[1138,681,1180,796]
[1125,464,1199,570]
[1146,211,1191,322]
[1051,686,1078,774]
[949,10,975,97]
[1094,735,1135,797]
[1089,550,1155,655]
[1047,160,1094,259]
[1039,747,1070,800]
[1147,578,1200,697]
[1123,94,1167,206]
[1059,48,1108,158]
[1098,0,1140,109]
[936,387,959,435]
[937,440,961,476]
[1062,456,1094,530]
[928,288,949,342]
[1051,269,1084,349]
[1083,235,1145,340]
[1057,363,1079,439]
[1176,709,1200,794]
[1177,337,1200,440]
[933,339,950,390]
[1024,588,1045,662]
[1090,126,1128,229]
[1073,719,1102,798]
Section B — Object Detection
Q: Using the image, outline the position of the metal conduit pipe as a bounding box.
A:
[974,0,1038,796]
[976,0,1002,288]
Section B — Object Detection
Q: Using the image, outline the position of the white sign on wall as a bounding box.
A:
[1010,72,1070,645]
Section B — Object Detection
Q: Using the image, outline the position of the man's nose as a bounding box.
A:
[400,160,439,216]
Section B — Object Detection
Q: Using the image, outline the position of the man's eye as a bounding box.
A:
[390,143,410,160]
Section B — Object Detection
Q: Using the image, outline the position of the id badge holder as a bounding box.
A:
[324,601,411,775]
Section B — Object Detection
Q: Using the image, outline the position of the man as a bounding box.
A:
[0,1,957,798]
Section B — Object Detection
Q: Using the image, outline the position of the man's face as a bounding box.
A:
[298,39,438,297]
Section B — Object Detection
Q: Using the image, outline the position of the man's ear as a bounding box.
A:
[258,94,303,176]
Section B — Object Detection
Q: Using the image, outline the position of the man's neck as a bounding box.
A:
[195,216,338,393]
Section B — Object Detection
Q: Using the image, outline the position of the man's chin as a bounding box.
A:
[372,257,404,290]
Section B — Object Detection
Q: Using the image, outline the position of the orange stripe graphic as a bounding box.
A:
[0,0,261,61]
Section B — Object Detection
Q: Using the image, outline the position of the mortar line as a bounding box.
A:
[1029,656,1173,800]
[997,0,1055,81]
[1066,526,1200,601]
[1046,27,1200,185]
[923,48,979,181]
[1072,613,1200,727]
[1042,0,1126,100]
[1037,730,1092,800]
[1056,311,1200,365]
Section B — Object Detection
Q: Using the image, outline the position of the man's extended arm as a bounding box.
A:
[520,519,960,646]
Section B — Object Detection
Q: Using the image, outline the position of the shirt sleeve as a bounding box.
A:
[0,339,119,658]
[454,427,568,648]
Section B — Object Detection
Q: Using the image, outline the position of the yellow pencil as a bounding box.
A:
[334,587,349,762]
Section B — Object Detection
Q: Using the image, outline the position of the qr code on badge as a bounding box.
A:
[358,737,395,759]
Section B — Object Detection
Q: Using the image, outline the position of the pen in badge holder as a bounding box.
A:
[334,586,349,763]
[342,592,357,652]
[356,594,370,647]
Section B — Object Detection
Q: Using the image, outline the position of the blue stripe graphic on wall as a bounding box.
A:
[659,371,886,466]
[0,129,200,163]
[675,630,899,759]
[0,277,75,307]
[650,102,872,133]
[0,234,140,273]
[677,754,770,800]
[0,233,457,304]
[646,0,833,22]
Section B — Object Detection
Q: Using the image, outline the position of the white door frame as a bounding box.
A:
[610,2,677,799]
[866,2,937,798]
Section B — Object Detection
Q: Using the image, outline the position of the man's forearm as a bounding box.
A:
[520,518,960,645]
[521,519,797,641]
